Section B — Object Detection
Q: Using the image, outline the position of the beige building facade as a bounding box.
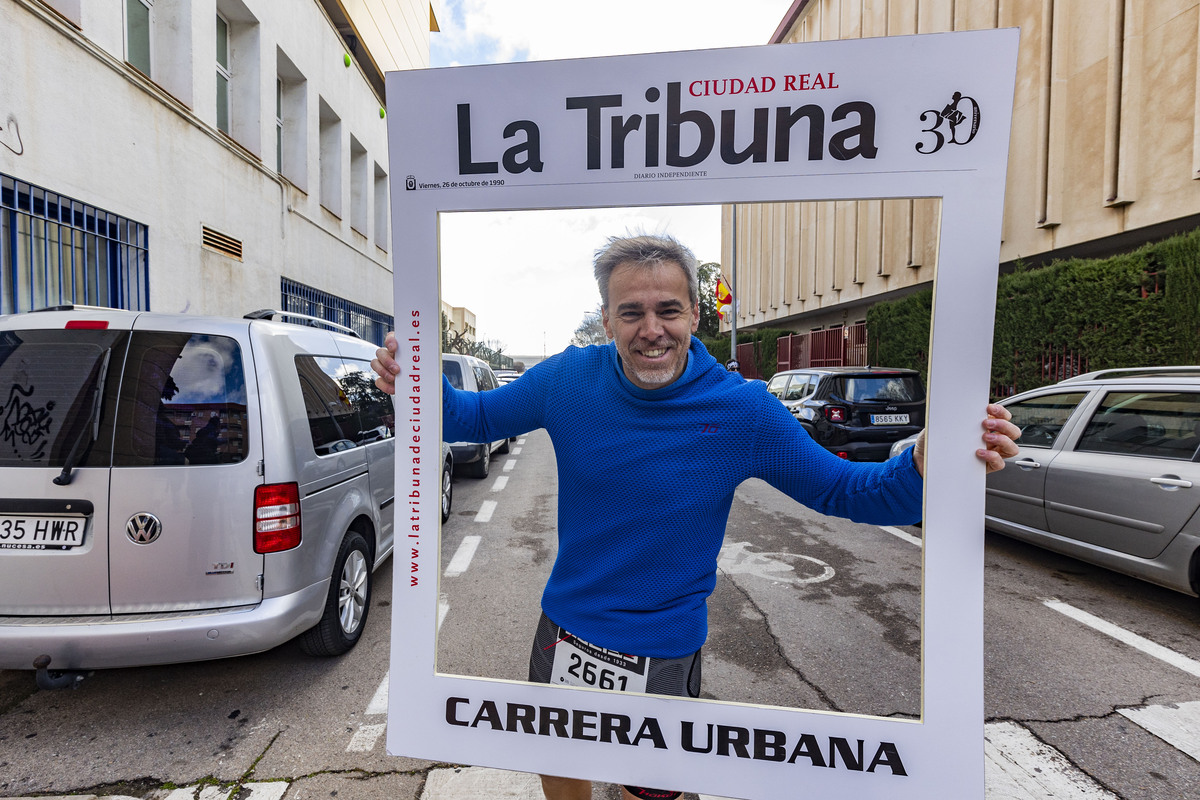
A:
[727,0,1200,338]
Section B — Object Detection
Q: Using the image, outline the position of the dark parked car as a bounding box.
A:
[766,367,926,461]
[985,367,1200,596]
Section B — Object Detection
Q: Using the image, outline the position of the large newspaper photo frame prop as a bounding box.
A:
[386,30,1018,799]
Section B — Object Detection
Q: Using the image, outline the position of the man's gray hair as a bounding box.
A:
[593,234,700,309]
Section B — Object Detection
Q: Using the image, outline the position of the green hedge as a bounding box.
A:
[863,226,1200,396]
[700,328,792,380]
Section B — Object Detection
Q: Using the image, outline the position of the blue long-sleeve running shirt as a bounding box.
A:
[442,337,923,658]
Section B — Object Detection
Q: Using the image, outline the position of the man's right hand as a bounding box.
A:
[372,331,400,395]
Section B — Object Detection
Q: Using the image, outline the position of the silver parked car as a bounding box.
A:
[0,307,396,678]
[442,352,508,478]
[985,367,1200,595]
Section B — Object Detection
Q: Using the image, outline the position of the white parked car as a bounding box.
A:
[442,353,508,478]
[0,307,396,682]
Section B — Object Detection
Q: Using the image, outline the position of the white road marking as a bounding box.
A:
[445,535,482,577]
[1119,701,1200,762]
[420,767,543,799]
[503,459,517,472]
[438,593,450,630]
[492,476,509,491]
[243,782,289,800]
[1044,599,1200,678]
[517,438,526,444]
[347,722,387,752]
[511,446,523,454]
[984,720,1118,798]
[879,525,922,548]
[475,500,498,523]
[717,541,835,586]
[366,674,389,716]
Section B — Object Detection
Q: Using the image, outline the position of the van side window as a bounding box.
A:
[297,355,360,456]
[345,360,394,444]
[113,333,249,466]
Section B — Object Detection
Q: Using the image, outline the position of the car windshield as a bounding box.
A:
[839,375,924,403]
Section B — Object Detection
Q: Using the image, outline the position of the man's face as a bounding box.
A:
[602,260,699,390]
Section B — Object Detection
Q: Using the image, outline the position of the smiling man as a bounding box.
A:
[373,233,1019,800]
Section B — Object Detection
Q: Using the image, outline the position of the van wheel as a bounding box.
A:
[466,443,490,478]
[299,531,371,656]
[497,437,511,455]
[441,457,454,522]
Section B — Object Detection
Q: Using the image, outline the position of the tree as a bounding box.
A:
[571,304,608,347]
[696,261,722,339]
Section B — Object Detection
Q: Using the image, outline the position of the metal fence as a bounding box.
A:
[280,277,393,345]
[1,172,149,315]
[776,323,869,372]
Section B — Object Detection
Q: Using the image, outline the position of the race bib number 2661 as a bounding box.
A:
[549,634,649,694]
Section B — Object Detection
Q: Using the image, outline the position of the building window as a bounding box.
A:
[350,136,368,236]
[318,98,342,216]
[1,172,149,314]
[216,13,231,134]
[126,0,153,76]
[281,277,392,345]
[373,164,389,252]
[276,48,307,188]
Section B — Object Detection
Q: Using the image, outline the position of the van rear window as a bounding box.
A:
[0,329,127,468]
[0,330,249,468]
[112,333,249,466]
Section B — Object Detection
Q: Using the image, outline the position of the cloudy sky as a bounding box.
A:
[429,0,793,358]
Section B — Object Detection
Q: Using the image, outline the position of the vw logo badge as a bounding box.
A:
[126,513,162,545]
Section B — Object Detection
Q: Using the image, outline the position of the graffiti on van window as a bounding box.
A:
[1,384,55,459]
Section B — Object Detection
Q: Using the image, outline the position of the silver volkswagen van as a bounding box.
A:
[0,307,395,677]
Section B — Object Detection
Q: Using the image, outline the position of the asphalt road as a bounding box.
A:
[2,428,1200,799]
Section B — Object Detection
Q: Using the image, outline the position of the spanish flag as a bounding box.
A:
[715,275,733,322]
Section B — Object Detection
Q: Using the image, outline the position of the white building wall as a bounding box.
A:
[1,0,427,330]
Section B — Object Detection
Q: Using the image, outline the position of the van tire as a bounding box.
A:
[299,531,372,656]
[497,437,510,455]
[441,456,454,522]
[466,444,490,478]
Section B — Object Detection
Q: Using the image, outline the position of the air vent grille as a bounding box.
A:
[202,226,243,260]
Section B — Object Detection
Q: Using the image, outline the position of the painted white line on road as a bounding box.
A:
[1044,599,1200,678]
[475,500,498,523]
[1119,701,1200,763]
[492,476,509,492]
[503,459,517,472]
[880,525,922,548]
[242,783,289,800]
[511,446,523,455]
[421,767,543,799]
[984,721,1118,799]
[366,674,389,716]
[445,535,482,577]
[347,722,387,753]
[438,593,450,631]
[517,438,527,444]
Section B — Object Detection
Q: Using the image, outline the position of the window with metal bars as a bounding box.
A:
[280,277,392,345]
[1,172,150,315]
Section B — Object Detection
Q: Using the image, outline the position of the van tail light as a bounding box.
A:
[254,482,301,553]
[823,406,847,423]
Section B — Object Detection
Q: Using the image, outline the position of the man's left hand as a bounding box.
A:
[910,403,1020,477]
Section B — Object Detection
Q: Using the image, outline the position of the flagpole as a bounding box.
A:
[730,205,738,365]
